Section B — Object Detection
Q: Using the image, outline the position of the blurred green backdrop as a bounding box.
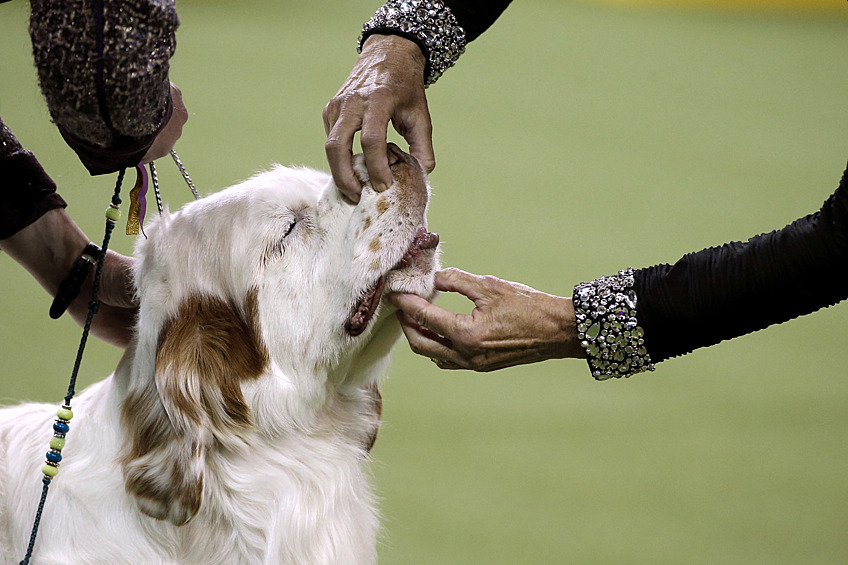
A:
[2,1,848,563]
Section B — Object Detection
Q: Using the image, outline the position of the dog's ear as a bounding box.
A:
[121,291,268,525]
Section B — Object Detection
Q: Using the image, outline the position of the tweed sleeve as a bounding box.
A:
[0,116,67,239]
[29,0,179,175]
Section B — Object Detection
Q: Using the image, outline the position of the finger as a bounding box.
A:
[394,309,453,349]
[396,311,467,368]
[322,99,340,136]
[388,291,468,339]
[170,83,188,123]
[325,116,363,203]
[98,251,138,309]
[360,112,392,193]
[400,111,435,174]
[432,359,463,370]
[434,268,491,303]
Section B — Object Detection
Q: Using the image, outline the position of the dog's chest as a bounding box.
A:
[173,435,378,563]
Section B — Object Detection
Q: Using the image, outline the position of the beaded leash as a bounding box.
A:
[19,151,198,564]
[18,169,126,565]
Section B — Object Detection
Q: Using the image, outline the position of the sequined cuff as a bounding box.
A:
[358,0,467,86]
[573,268,655,380]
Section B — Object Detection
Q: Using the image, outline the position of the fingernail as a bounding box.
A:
[344,189,361,204]
[375,182,389,193]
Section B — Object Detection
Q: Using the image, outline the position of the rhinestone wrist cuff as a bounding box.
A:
[358,0,467,86]
[573,268,655,380]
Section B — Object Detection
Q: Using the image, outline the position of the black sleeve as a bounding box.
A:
[443,0,513,42]
[0,116,67,240]
[634,164,848,363]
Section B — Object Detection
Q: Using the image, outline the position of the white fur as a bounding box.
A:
[0,152,439,564]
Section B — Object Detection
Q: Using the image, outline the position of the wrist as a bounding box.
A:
[361,34,426,65]
[573,268,656,380]
[556,297,586,360]
[360,34,427,82]
[358,0,466,86]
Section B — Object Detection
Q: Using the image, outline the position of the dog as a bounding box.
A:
[0,144,440,564]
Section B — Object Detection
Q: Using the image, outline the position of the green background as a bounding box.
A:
[2,1,848,563]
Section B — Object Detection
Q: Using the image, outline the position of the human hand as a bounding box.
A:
[141,82,188,164]
[388,268,585,372]
[1,209,137,349]
[66,250,137,349]
[324,34,435,203]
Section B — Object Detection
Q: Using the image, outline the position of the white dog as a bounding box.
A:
[0,144,440,564]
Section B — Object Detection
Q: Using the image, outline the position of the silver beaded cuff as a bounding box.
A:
[573,268,655,380]
[358,0,467,86]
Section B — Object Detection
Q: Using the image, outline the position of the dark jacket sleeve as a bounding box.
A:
[28,0,178,175]
[634,164,848,363]
[0,116,67,239]
[443,0,512,42]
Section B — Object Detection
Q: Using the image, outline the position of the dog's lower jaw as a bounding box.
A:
[345,275,387,337]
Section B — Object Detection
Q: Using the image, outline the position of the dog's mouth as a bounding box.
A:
[345,226,439,336]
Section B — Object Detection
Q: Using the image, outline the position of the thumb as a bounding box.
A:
[434,268,492,304]
[403,120,435,174]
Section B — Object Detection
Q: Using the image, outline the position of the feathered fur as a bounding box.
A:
[0,147,439,564]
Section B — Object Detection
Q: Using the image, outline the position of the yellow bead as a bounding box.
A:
[105,206,121,222]
[49,437,66,450]
[57,408,73,421]
[42,464,59,477]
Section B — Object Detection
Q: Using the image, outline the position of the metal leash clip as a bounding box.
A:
[127,149,199,236]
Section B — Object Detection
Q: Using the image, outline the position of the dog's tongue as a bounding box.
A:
[395,227,439,269]
[345,275,386,336]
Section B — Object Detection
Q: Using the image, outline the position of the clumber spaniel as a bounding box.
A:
[0,144,440,564]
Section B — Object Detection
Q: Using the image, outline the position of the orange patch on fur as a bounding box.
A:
[153,290,268,427]
[368,238,381,252]
[121,290,268,524]
[376,197,390,216]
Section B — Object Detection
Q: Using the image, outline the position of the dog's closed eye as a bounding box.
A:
[282,218,297,238]
[263,217,298,264]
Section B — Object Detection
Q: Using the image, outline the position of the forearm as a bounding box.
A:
[573,163,848,378]
[0,208,90,297]
[635,172,848,363]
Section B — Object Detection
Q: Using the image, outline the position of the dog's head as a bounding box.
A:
[120,144,439,525]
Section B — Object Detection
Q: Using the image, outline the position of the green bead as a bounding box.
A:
[49,437,66,450]
[105,206,121,222]
[57,408,74,421]
[42,464,59,477]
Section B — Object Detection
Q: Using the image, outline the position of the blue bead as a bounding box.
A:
[45,451,62,463]
[53,421,70,434]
